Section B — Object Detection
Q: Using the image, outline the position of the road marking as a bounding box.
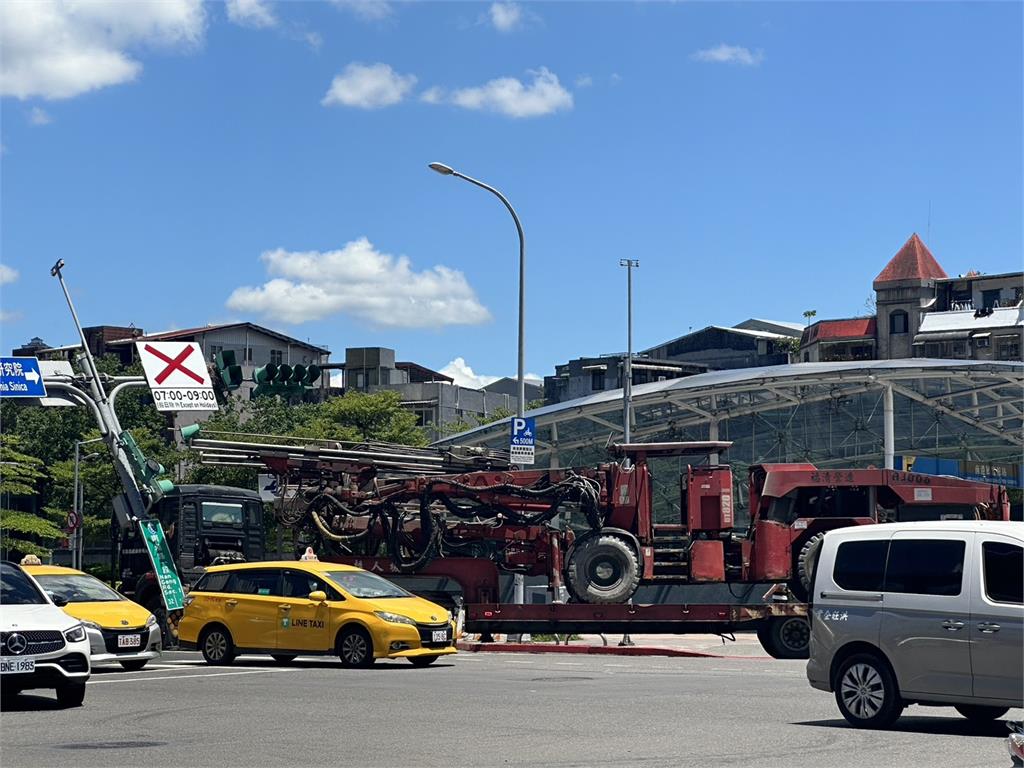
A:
[602,663,630,668]
[554,662,584,666]
[504,660,534,664]
[88,670,277,685]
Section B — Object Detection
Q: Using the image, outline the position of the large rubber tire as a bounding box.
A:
[955,704,1009,722]
[119,660,148,672]
[834,653,904,729]
[756,616,810,660]
[565,534,640,604]
[200,625,236,666]
[338,627,375,668]
[55,682,87,708]
[795,532,827,602]
[409,656,438,667]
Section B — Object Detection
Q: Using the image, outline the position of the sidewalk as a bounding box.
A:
[456,632,770,659]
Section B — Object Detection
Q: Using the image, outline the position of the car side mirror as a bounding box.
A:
[48,592,69,607]
[308,590,327,603]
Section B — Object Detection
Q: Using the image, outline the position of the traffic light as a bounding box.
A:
[214,350,244,390]
[251,361,323,397]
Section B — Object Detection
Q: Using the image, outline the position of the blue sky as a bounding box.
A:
[2,1,1021,387]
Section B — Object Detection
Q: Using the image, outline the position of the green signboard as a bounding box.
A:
[138,518,185,611]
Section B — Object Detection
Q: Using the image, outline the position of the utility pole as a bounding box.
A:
[620,260,639,451]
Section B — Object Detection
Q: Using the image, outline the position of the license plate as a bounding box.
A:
[1,658,36,674]
[118,634,141,649]
[431,630,448,643]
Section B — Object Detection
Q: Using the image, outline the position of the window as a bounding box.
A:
[323,570,411,599]
[225,569,280,596]
[269,349,283,365]
[997,338,1021,361]
[244,346,253,363]
[884,539,965,596]
[889,310,908,335]
[194,571,231,593]
[975,335,991,349]
[33,574,124,603]
[833,540,889,591]
[210,344,223,363]
[0,563,47,605]
[591,370,605,391]
[982,541,1023,604]
[201,502,244,525]
[282,570,341,601]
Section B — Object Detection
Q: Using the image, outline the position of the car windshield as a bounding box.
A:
[0,563,48,605]
[324,570,411,599]
[34,574,125,603]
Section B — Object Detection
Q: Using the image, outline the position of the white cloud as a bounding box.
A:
[330,0,393,21]
[29,107,52,125]
[609,73,622,85]
[575,74,593,88]
[691,44,764,67]
[0,310,21,323]
[0,0,206,100]
[489,2,522,32]
[330,370,344,388]
[0,264,19,285]
[419,86,443,104]
[226,237,492,328]
[440,358,500,390]
[226,0,277,28]
[447,67,572,118]
[322,63,416,109]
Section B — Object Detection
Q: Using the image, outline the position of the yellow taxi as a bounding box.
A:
[24,565,161,671]
[178,560,457,667]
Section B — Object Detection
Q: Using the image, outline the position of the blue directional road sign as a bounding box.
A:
[510,416,536,466]
[0,357,47,398]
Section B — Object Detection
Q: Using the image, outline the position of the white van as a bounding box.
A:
[806,520,1023,728]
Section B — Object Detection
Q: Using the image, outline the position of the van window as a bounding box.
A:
[226,569,281,596]
[194,571,230,593]
[202,502,244,525]
[833,540,889,591]
[884,539,965,596]
[982,541,1023,604]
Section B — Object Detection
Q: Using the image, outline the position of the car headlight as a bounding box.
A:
[374,611,416,626]
[146,614,158,627]
[64,624,87,643]
[80,620,102,631]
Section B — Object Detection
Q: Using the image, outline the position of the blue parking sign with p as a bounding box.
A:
[510,417,536,465]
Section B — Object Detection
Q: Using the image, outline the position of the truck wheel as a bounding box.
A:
[756,616,810,659]
[56,682,87,708]
[565,534,640,604]
[338,627,375,668]
[795,533,826,602]
[835,653,904,728]
[200,625,236,665]
[954,704,1009,722]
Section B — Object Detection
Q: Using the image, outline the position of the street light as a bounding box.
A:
[619,259,639,451]
[429,161,527,418]
[73,439,103,569]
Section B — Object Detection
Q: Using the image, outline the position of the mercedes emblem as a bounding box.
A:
[6,633,28,655]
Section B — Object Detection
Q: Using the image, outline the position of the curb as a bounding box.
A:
[455,641,730,659]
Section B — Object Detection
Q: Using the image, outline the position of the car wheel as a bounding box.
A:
[56,682,87,708]
[119,660,148,672]
[955,704,1009,722]
[338,627,375,668]
[200,626,236,666]
[756,616,810,659]
[835,653,904,728]
[565,534,640,604]
[409,656,438,667]
[271,654,297,665]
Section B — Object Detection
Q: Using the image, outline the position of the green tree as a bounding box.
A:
[299,391,426,445]
[0,434,63,558]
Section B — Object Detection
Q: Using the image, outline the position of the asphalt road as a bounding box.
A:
[1,651,1017,768]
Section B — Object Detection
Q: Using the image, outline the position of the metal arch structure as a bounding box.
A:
[435,360,1023,479]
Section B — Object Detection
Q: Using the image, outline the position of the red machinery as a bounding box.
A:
[191,432,1009,607]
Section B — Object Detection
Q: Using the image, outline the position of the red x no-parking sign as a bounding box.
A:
[136,341,219,412]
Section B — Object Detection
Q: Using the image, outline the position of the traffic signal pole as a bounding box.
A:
[50,260,151,523]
